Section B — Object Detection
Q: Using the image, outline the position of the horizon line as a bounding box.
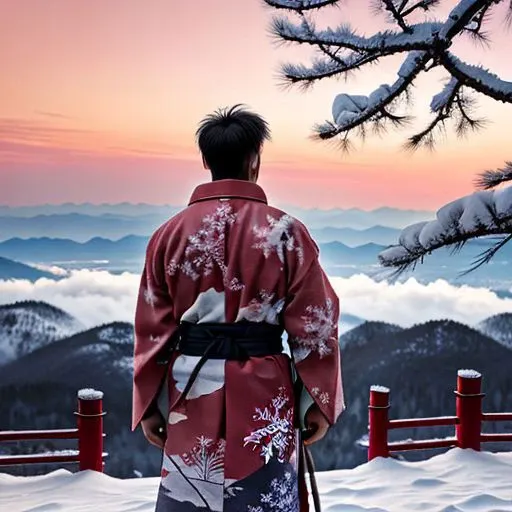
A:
[0,202,435,214]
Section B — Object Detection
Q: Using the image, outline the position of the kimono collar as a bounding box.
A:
[188,179,268,205]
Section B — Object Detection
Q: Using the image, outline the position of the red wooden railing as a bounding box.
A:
[0,388,107,472]
[368,369,512,460]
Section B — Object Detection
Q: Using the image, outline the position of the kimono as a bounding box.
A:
[132,179,345,511]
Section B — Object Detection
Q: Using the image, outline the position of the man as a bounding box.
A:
[132,105,345,511]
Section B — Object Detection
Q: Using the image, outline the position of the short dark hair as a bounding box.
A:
[196,104,271,180]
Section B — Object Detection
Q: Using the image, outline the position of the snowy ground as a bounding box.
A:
[1,449,512,511]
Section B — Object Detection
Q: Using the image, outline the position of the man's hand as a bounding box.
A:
[141,409,167,449]
[303,403,329,446]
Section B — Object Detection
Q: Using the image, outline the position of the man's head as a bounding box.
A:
[196,104,271,182]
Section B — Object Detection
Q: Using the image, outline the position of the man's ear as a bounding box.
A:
[249,153,260,182]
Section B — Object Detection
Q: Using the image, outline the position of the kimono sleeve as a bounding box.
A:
[283,223,345,426]
[132,228,177,430]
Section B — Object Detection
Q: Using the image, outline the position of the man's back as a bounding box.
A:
[149,180,310,325]
[132,106,344,512]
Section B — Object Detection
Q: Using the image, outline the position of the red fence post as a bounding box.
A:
[368,385,390,461]
[76,388,105,472]
[456,370,483,451]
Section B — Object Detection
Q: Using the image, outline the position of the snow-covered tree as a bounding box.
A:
[378,162,512,275]
[263,0,512,150]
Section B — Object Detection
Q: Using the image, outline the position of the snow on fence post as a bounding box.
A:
[368,385,390,460]
[456,370,483,451]
[76,388,105,472]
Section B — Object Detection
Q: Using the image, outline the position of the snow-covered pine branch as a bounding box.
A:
[378,180,512,275]
[319,51,428,146]
[440,52,512,103]
[264,0,512,149]
[271,18,445,55]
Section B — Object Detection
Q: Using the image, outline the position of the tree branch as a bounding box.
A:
[265,0,512,149]
[462,3,494,43]
[405,78,460,150]
[460,233,512,274]
[475,161,512,189]
[318,51,429,140]
[270,16,444,52]
[379,183,512,274]
[454,92,486,136]
[381,0,412,32]
[401,0,442,17]
[279,53,381,88]
[439,0,495,41]
[441,52,512,103]
[263,0,341,11]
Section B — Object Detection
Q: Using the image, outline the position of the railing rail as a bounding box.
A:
[368,369,512,461]
[0,388,106,472]
[0,429,79,442]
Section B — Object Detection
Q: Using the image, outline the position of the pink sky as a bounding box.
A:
[0,0,511,209]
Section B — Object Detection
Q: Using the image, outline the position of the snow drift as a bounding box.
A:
[1,449,511,511]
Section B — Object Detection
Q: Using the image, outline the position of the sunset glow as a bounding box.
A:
[1,0,511,209]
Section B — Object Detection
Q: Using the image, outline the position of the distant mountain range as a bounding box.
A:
[2,235,509,266]
[0,301,510,476]
[0,236,149,263]
[0,202,433,222]
[0,257,60,282]
[286,205,434,230]
[0,213,172,242]
[311,225,400,246]
[0,203,181,218]
[1,236,510,288]
[0,213,405,246]
[0,203,434,242]
[0,236,387,274]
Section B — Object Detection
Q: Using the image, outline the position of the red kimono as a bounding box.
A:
[133,180,345,511]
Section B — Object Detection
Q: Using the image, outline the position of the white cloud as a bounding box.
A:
[30,263,70,277]
[0,271,510,329]
[0,270,140,327]
[330,274,512,328]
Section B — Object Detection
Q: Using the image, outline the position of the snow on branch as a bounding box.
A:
[378,182,512,274]
[264,0,512,148]
[271,17,444,53]
[317,51,428,144]
[280,53,378,87]
[441,52,512,103]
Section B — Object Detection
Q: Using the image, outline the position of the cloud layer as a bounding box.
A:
[0,270,511,329]
[0,270,140,327]
[331,275,512,327]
